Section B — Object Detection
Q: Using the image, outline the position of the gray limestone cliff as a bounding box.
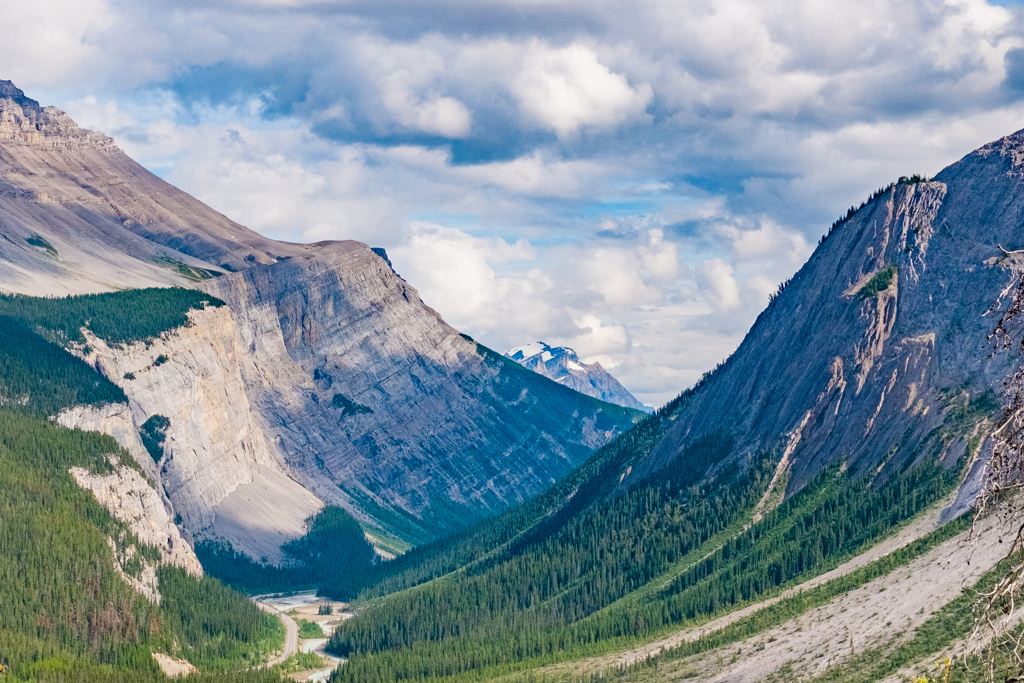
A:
[199,244,642,542]
[72,304,323,564]
[626,137,1024,501]
[0,81,641,555]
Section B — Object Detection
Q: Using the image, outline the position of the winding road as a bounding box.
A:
[252,595,299,667]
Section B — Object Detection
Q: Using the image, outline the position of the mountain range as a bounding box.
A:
[4,73,1024,683]
[505,341,649,411]
[313,131,1024,681]
[0,79,642,561]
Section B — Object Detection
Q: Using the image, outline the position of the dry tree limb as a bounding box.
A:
[968,267,1024,679]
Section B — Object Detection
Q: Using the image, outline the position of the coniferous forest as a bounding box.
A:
[0,288,998,682]
[0,290,288,682]
[317,369,985,683]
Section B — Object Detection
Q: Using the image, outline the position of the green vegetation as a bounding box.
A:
[325,454,961,683]
[0,288,224,345]
[154,257,224,282]
[25,235,57,257]
[0,289,289,682]
[611,515,972,681]
[0,318,126,417]
[331,393,372,416]
[272,651,324,675]
[1,665,286,683]
[157,568,284,671]
[857,265,898,299]
[314,347,975,683]
[196,506,376,597]
[318,604,334,616]
[766,556,1011,683]
[298,620,325,639]
[0,409,284,681]
[139,415,170,463]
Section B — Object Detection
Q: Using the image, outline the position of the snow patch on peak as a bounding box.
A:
[505,341,649,412]
[507,341,550,361]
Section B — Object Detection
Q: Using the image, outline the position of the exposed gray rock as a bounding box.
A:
[75,304,323,564]
[506,341,649,411]
[70,462,204,579]
[56,402,161,482]
[201,245,642,542]
[628,140,1024,502]
[0,82,640,554]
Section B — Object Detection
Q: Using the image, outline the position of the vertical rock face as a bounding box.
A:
[631,136,1024,497]
[70,464,204,579]
[202,244,641,542]
[75,305,322,564]
[0,82,641,555]
[56,402,161,481]
[506,342,649,411]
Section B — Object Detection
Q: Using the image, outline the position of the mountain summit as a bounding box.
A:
[506,342,649,411]
[0,81,642,559]
[313,126,1024,683]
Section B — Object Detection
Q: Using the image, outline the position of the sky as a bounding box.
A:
[4,0,1024,407]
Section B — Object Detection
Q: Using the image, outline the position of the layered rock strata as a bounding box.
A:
[0,80,640,554]
[627,136,1024,500]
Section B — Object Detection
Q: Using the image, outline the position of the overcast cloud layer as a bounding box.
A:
[5,0,1024,406]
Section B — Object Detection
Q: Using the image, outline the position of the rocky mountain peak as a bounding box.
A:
[505,341,650,411]
[0,79,114,148]
[970,126,1024,172]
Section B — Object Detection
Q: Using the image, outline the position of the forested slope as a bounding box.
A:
[0,288,339,682]
[312,129,1024,682]
[319,378,986,682]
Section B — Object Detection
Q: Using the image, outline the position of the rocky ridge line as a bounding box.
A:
[506,341,649,411]
[0,80,115,149]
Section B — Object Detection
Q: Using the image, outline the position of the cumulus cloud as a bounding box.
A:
[701,259,742,311]
[4,0,1024,405]
[360,39,473,138]
[512,42,653,137]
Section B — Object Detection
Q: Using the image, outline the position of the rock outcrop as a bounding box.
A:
[75,304,323,564]
[0,81,641,554]
[201,245,642,542]
[506,342,649,411]
[56,402,161,481]
[70,462,203,579]
[628,143,1024,499]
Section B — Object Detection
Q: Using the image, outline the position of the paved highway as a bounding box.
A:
[252,595,299,667]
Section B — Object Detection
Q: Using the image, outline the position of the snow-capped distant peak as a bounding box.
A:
[507,341,550,361]
[504,341,650,412]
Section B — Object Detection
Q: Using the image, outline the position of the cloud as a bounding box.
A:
[389,223,556,337]
[512,42,653,137]
[701,259,742,311]
[359,39,473,138]
[567,313,629,357]
[5,0,1024,405]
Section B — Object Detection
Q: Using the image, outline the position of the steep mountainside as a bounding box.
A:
[0,300,287,682]
[307,130,1024,683]
[0,80,642,555]
[627,150,1019,499]
[506,341,649,411]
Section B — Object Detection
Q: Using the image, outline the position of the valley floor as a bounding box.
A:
[509,501,1015,682]
[255,592,350,682]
